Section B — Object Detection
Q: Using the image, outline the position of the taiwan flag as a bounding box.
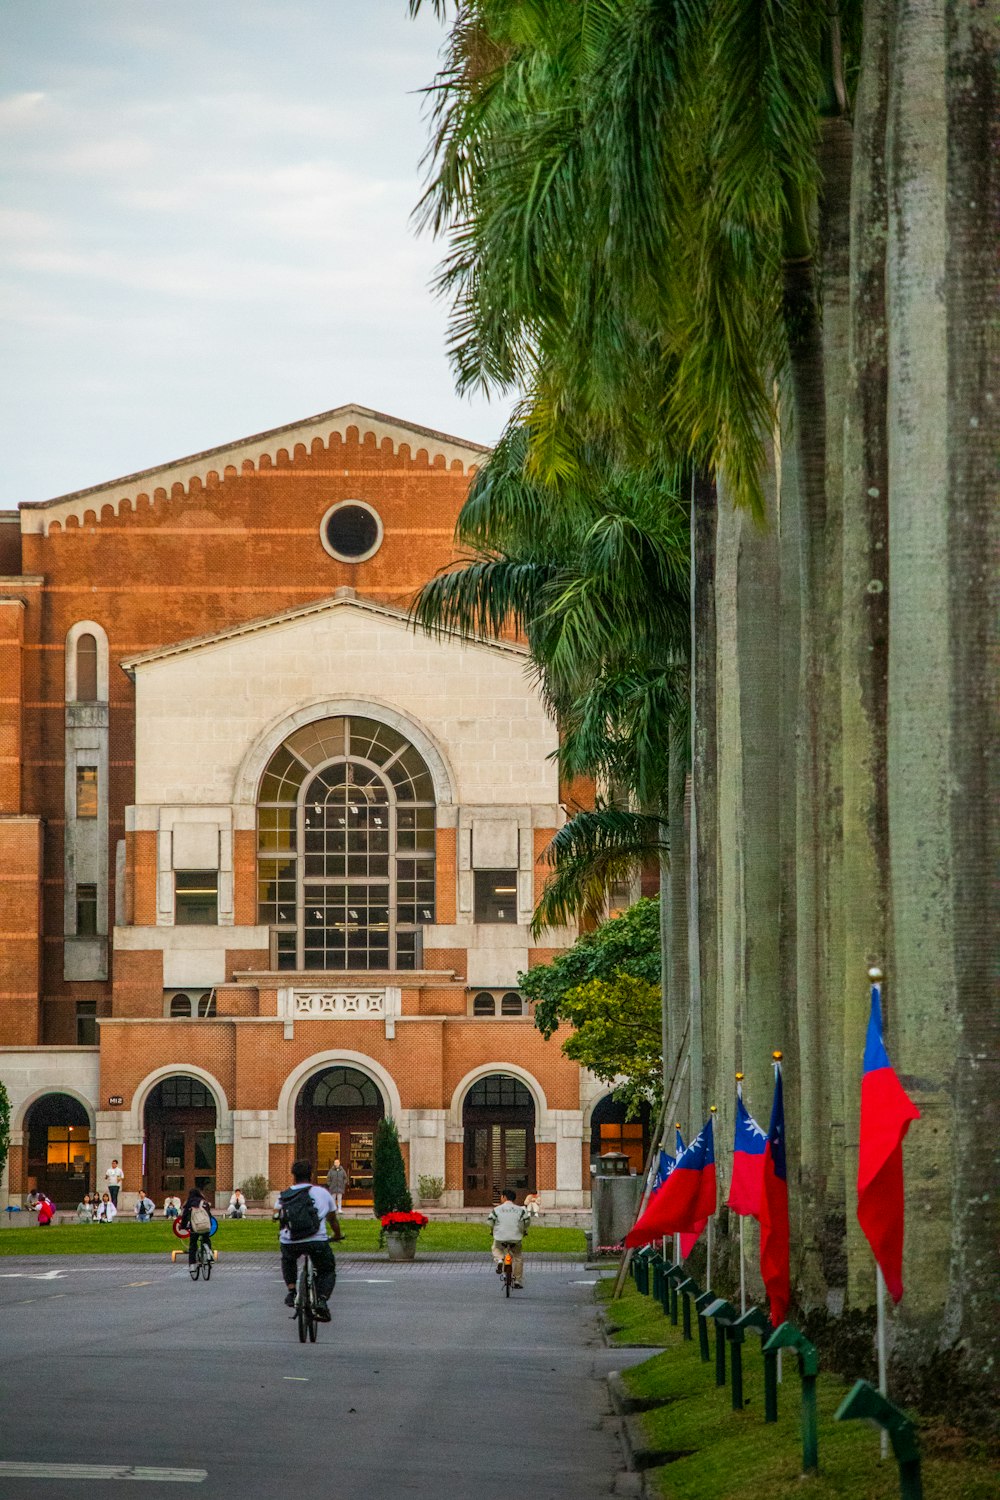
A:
[857,983,920,1303]
[625,1117,716,1248]
[650,1149,674,1193]
[759,1064,790,1326]
[727,1083,767,1219]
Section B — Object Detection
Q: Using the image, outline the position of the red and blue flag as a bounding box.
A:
[651,1149,674,1193]
[726,1082,767,1219]
[858,983,920,1303]
[759,1063,790,1326]
[626,1117,716,1248]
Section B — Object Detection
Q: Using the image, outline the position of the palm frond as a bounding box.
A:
[531,805,667,936]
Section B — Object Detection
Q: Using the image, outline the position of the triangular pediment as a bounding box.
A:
[119,587,526,677]
[20,404,491,535]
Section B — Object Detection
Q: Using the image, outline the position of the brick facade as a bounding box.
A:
[0,405,605,1210]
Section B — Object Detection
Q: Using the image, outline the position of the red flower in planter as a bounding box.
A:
[380,1211,429,1232]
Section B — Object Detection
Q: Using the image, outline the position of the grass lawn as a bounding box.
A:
[0,1219,586,1256]
[600,1281,997,1499]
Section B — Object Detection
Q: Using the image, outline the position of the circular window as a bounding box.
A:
[320,501,383,563]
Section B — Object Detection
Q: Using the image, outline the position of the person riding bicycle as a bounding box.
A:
[488,1189,531,1289]
[278,1159,343,1322]
[180,1186,213,1269]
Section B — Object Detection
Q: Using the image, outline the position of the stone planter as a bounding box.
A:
[385,1231,418,1262]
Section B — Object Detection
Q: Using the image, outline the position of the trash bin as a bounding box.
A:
[591,1151,643,1249]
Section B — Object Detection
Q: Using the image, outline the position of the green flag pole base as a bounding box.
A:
[764,1323,820,1474]
[734,1307,777,1422]
[835,1380,924,1500]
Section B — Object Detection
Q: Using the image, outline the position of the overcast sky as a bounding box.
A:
[0,1,510,507]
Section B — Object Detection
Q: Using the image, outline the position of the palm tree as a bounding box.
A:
[410,425,690,900]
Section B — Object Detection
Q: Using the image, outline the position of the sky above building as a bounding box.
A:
[0,1,511,506]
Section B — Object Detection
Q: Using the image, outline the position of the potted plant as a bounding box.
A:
[380,1209,429,1260]
[372,1119,421,1259]
[417,1174,444,1208]
[239,1173,269,1209]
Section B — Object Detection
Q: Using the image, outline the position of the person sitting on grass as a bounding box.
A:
[163,1195,182,1220]
[36,1192,56,1227]
[134,1191,155,1222]
[76,1193,94,1223]
[226,1189,247,1219]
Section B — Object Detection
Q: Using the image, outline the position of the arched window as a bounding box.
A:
[76,634,98,701]
[169,994,191,1018]
[197,991,217,1018]
[500,991,524,1016]
[257,715,436,972]
[473,992,496,1017]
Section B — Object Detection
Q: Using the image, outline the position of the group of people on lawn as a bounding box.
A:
[29,1159,251,1225]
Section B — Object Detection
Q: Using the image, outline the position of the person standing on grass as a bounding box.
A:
[325,1158,347,1214]
[105,1159,124,1208]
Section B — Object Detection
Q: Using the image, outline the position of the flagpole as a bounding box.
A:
[876,1263,889,1459]
[735,1074,747,1313]
[674,1122,682,1265]
[869,966,889,1460]
[706,1106,717,1292]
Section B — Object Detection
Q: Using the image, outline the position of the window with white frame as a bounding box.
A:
[257,715,436,972]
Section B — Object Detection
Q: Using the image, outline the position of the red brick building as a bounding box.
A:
[0,405,628,1211]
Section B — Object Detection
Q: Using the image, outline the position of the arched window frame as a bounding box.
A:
[257,715,436,973]
[65,621,110,704]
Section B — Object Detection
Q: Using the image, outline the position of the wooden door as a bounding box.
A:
[463,1123,535,1206]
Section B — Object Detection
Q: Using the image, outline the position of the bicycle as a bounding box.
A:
[188,1235,214,1282]
[500,1248,514,1298]
[295,1253,319,1342]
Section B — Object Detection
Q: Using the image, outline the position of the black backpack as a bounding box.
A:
[278,1186,321,1241]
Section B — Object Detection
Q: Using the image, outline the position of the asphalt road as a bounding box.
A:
[0,1254,643,1500]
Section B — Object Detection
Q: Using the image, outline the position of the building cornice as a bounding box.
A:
[18,403,491,536]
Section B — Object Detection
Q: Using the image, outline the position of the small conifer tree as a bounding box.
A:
[0,1080,9,1189]
[372,1118,412,1218]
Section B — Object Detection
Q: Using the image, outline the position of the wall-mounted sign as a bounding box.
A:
[108,1094,124,1106]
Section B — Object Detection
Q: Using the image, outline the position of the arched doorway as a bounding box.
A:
[295,1066,385,1205]
[462,1074,536,1207]
[590,1095,651,1175]
[144,1076,217,1201]
[24,1094,93,1206]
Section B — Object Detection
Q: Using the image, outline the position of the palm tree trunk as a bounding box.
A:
[666,726,690,1125]
[942,0,999,1377]
[840,0,893,1311]
[779,44,855,1307]
[885,0,954,1361]
[689,472,717,1128]
[817,74,855,1302]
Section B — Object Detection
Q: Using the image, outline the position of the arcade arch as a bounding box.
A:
[22,1093,94,1205]
[461,1072,537,1207]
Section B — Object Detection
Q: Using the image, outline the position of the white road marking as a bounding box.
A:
[361,1278,395,1284]
[570,1279,597,1285]
[0,1463,206,1483]
[283,1376,309,1382]
[0,1269,67,1280]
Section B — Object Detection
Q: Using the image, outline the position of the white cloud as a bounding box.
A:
[0,1,506,505]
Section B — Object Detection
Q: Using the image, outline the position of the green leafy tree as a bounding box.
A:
[0,1080,9,1189]
[558,974,663,1119]
[521,897,660,1036]
[372,1118,412,1218]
